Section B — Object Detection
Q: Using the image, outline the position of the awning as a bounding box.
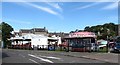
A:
[10,39,31,41]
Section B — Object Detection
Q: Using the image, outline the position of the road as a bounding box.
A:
[1,49,119,65]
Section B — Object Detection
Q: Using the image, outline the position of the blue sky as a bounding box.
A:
[2,2,118,33]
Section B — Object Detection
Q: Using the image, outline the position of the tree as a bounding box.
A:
[84,26,90,31]
[84,23,118,40]
[75,29,79,32]
[69,31,74,33]
[1,22,14,48]
[0,23,1,29]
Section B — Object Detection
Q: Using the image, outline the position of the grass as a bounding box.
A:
[98,47,108,53]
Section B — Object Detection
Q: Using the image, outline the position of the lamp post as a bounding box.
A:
[106,29,110,53]
[22,37,25,49]
[106,36,109,53]
[68,40,69,52]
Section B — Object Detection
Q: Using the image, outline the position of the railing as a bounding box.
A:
[7,44,110,53]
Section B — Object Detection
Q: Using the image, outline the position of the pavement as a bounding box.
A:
[36,50,119,63]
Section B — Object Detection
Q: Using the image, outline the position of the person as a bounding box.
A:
[110,43,114,52]
[108,42,114,53]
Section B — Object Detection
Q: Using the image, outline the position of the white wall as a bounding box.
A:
[31,38,48,48]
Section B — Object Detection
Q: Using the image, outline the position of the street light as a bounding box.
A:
[106,29,110,53]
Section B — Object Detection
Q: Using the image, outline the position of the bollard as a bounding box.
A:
[37,45,39,50]
[54,44,55,51]
[48,45,49,51]
[33,45,34,50]
[106,44,108,53]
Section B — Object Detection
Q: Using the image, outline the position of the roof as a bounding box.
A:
[49,32,69,38]
[32,28,47,32]
[19,28,48,33]
[22,34,47,39]
[10,34,47,40]
[19,29,32,33]
[69,32,96,38]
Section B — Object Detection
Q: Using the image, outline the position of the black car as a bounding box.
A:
[113,43,120,53]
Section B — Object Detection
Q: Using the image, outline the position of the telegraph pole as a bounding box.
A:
[118,24,120,36]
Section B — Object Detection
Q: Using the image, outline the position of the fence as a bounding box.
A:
[7,44,109,52]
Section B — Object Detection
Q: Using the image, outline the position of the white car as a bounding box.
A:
[99,44,106,48]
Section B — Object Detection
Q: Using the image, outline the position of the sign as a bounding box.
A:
[69,32,96,38]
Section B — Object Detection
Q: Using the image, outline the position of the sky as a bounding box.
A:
[2,2,118,33]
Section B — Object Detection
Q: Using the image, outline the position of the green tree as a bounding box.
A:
[84,23,118,40]
[1,22,14,48]
[0,24,2,30]
[84,26,90,31]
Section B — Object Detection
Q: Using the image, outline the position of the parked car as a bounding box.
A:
[110,36,120,53]
[113,43,120,53]
[97,40,107,49]
[99,44,106,49]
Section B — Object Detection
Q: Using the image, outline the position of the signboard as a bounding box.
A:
[69,32,96,38]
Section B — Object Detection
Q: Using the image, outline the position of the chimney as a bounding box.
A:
[44,27,46,30]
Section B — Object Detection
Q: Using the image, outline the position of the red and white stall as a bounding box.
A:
[63,32,97,52]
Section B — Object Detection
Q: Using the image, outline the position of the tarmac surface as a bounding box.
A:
[42,51,119,63]
[1,49,120,65]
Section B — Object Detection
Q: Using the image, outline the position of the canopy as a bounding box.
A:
[48,37,58,41]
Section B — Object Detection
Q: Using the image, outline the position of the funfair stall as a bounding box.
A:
[63,32,97,52]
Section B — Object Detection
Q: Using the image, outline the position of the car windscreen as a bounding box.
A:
[116,43,120,46]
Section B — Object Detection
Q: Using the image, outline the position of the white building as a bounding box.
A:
[10,34,61,49]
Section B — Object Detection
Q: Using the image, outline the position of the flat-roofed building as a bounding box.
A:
[32,27,48,36]
[19,27,48,36]
[19,29,32,36]
[49,32,69,38]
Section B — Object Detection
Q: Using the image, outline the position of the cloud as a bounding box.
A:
[76,0,109,10]
[23,2,60,15]
[76,0,119,10]
[101,2,118,10]
[76,2,100,10]
[45,2,63,12]
[2,0,120,2]
[13,0,63,19]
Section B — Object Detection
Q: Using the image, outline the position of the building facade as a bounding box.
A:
[31,27,48,36]
[19,27,48,36]
[49,32,69,38]
[19,29,32,36]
